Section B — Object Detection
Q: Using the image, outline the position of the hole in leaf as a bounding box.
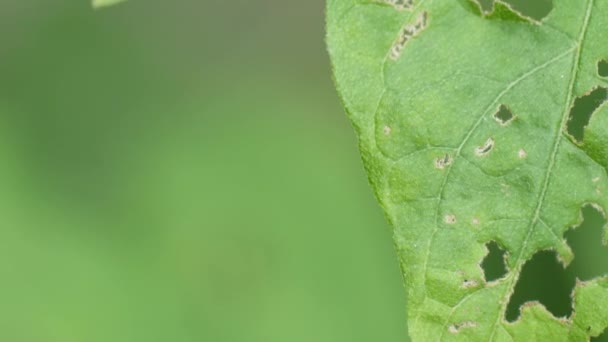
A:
[448,321,478,334]
[469,0,553,21]
[481,241,507,282]
[564,205,608,280]
[379,0,413,11]
[502,0,553,21]
[505,205,608,322]
[475,138,495,156]
[389,12,428,61]
[599,60,608,78]
[494,104,515,125]
[592,329,608,342]
[435,154,453,169]
[566,87,608,144]
[505,250,574,321]
[474,0,493,12]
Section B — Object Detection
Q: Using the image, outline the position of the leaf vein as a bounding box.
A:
[488,0,595,339]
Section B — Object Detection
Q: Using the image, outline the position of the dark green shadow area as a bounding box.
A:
[593,329,608,341]
[462,0,552,21]
[565,206,608,281]
[494,104,515,124]
[599,60,608,78]
[504,0,552,21]
[567,87,608,143]
[505,250,575,321]
[482,241,507,282]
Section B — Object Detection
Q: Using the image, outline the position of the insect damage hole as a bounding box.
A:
[461,279,478,289]
[379,0,413,11]
[444,214,457,225]
[505,250,575,322]
[434,154,453,169]
[470,0,493,14]
[591,329,608,341]
[564,205,608,281]
[494,104,516,125]
[506,205,607,323]
[598,59,608,78]
[481,241,507,282]
[389,11,428,61]
[470,0,553,22]
[448,321,477,334]
[475,138,495,156]
[566,86,608,144]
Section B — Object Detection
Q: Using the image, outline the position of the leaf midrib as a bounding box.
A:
[375,0,596,338]
[433,45,575,341]
[487,0,595,339]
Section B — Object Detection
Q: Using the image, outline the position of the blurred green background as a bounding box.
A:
[0,1,407,341]
[0,1,606,341]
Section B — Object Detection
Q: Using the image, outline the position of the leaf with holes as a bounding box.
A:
[327,0,608,340]
[92,0,126,9]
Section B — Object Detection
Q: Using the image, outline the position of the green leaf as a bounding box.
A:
[327,0,608,340]
[92,0,126,9]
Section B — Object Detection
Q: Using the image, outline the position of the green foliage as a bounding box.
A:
[92,0,126,9]
[327,0,608,340]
